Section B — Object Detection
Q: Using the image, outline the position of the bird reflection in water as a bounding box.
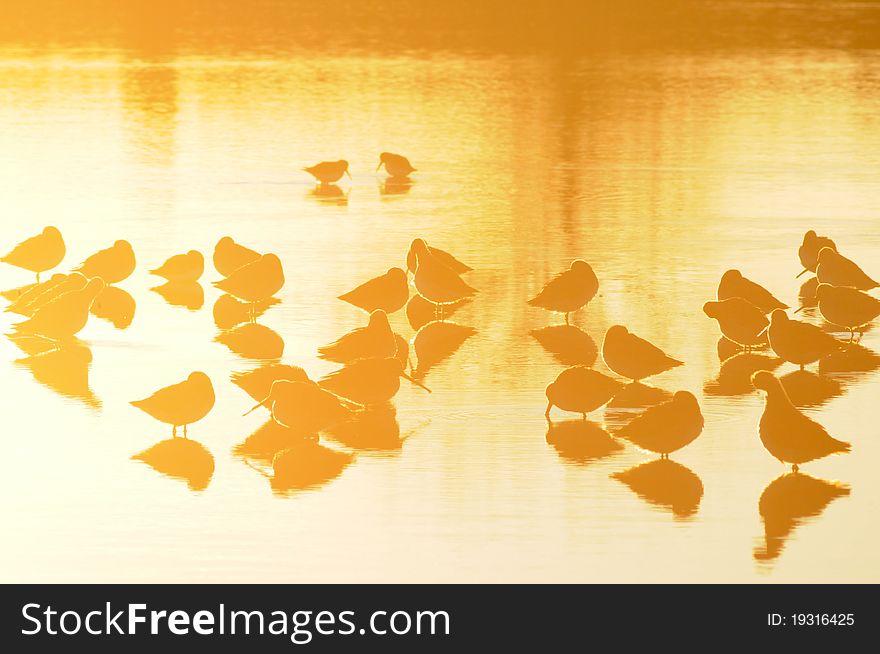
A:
[234,420,314,466]
[530,324,597,367]
[818,342,880,375]
[151,280,204,311]
[90,285,136,329]
[406,294,471,331]
[778,369,843,409]
[612,459,704,520]
[132,438,215,491]
[411,321,476,381]
[215,322,285,361]
[324,403,403,453]
[1,280,44,304]
[243,439,354,496]
[320,357,430,406]
[798,276,819,308]
[213,294,280,330]
[545,419,623,465]
[7,273,83,317]
[615,391,704,458]
[606,382,672,409]
[309,183,348,206]
[14,341,100,409]
[380,176,414,198]
[231,363,309,406]
[754,472,850,563]
[703,348,782,397]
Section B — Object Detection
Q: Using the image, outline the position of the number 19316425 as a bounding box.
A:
[768,613,854,626]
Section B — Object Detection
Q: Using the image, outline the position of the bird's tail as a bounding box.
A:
[833,438,852,454]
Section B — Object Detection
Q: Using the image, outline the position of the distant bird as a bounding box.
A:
[797,230,836,278]
[815,247,878,290]
[616,391,704,456]
[213,237,260,277]
[529,260,599,324]
[717,269,787,313]
[213,254,284,303]
[232,364,310,405]
[150,250,204,282]
[703,298,768,351]
[410,239,478,306]
[377,152,416,178]
[751,370,850,470]
[13,277,105,341]
[244,379,356,434]
[765,309,840,369]
[318,309,397,364]
[319,357,430,405]
[544,366,622,418]
[8,273,86,317]
[305,160,351,184]
[75,240,135,284]
[405,238,472,276]
[813,283,880,339]
[131,372,215,437]
[601,325,683,382]
[1,226,65,281]
[338,267,409,314]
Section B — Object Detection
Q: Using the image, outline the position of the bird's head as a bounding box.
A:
[815,283,834,302]
[387,267,407,284]
[769,308,788,325]
[604,324,628,343]
[43,226,62,238]
[721,269,742,284]
[570,259,593,276]
[368,309,390,330]
[410,238,430,260]
[702,301,720,318]
[750,370,780,394]
[803,229,818,245]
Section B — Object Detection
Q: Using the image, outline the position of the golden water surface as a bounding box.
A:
[1,1,879,582]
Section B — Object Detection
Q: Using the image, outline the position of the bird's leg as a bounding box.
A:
[800,364,805,371]
[36,272,40,283]
[791,463,799,473]
[581,412,586,420]
[184,424,188,438]
[173,425,177,438]
[565,313,570,326]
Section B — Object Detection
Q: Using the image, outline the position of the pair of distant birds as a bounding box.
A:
[304,152,416,184]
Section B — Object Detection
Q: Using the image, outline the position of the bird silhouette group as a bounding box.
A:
[2,160,877,559]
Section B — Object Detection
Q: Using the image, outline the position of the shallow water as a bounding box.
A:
[1,1,880,583]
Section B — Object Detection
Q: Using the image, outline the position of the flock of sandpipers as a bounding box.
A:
[2,153,879,496]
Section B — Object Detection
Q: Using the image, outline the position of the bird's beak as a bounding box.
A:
[345,169,352,180]
[243,397,269,416]
[376,161,383,172]
[793,305,805,314]
[401,371,431,393]
[795,268,809,278]
[757,326,769,338]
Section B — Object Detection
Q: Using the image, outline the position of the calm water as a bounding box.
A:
[2,1,880,582]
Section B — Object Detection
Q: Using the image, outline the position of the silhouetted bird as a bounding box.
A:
[245,379,357,434]
[528,260,598,325]
[601,325,683,382]
[377,152,416,177]
[131,372,215,437]
[797,230,836,278]
[410,239,477,306]
[544,366,622,418]
[232,363,310,405]
[13,277,105,341]
[4,274,65,314]
[751,370,850,470]
[339,267,409,314]
[150,250,204,282]
[612,459,704,519]
[132,438,214,491]
[765,309,840,369]
[318,309,398,364]
[616,391,704,456]
[319,357,430,405]
[703,298,768,351]
[213,236,260,277]
[213,253,284,302]
[75,240,135,284]
[406,293,471,331]
[813,283,880,339]
[754,472,850,562]
[405,238,472,276]
[815,246,878,290]
[1,226,65,281]
[9,273,86,317]
[304,160,351,184]
[717,269,787,313]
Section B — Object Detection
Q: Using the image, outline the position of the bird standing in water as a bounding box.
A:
[405,238,472,276]
[764,309,840,369]
[131,372,216,437]
[305,160,351,184]
[338,267,409,314]
[703,298,768,351]
[231,364,310,405]
[318,309,398,364]
[244,379,357,434]
[14,277,105,341]
[544,366,622,418]
[751,370,850,471]
[815,247,878,290]
[410,239,478,309]
[717,269,787,313]
[377,152,416,178]
[213,254,285,303]
[601,325,683,382]
[529,260,599,325]
[797,230,836,278]
[1,226,66,282]
[75,240,136,284]
[213,237,260,277]
[150,250,204,283]
[616,391,704,457]
[812,283,880,340]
